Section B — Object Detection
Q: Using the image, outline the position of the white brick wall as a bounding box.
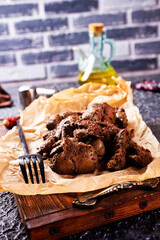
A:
[0,0,160,84]
[1,65,46,81]
[100,0,157,9]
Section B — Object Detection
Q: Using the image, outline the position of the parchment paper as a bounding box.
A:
[0,78,159,195]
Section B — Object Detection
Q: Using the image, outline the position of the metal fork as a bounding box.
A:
[16,120,45,184]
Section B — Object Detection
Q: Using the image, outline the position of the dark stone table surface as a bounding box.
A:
[0,81,160,240]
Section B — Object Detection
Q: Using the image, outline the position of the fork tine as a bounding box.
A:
[37,154,45,183]
[17,120,46,184]
[18,157,28,184]
[26,157,34,184]
[31,156,39,184]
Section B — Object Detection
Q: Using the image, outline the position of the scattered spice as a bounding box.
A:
[136,79,160,92]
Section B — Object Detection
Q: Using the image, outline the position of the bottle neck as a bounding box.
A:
[89,32,103,57]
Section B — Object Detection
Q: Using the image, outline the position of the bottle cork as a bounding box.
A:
[89,23,104,33]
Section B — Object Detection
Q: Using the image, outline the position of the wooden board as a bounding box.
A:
[1,122,160,240]
[13,186,160,240]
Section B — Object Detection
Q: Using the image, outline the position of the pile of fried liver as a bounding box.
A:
[38,103,152,175]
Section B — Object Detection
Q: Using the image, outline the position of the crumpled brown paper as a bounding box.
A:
[0,78,160,195]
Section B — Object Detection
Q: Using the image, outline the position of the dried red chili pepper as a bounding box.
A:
[1,116,19,129]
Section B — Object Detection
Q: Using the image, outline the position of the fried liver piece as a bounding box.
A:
[82,103,116,124]
[115,107,128,128]
[74,120,120,143]
[38,134,57,156]
[89,138,105,160]
[106,129,131,171]
[99,122,120,142]
[73,120,103,140]
[50,137,98,175]
[82,102,128,128]
[38,114,80,156]
[46,112,82,130]
[38,102,153,175]
[52,115,103,140]
[55,115,80,139]
[46,113,63,130]
[127,140,153,168]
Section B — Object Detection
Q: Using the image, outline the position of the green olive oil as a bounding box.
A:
[78,65,118,85]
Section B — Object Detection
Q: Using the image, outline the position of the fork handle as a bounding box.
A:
[16,120,29,154]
